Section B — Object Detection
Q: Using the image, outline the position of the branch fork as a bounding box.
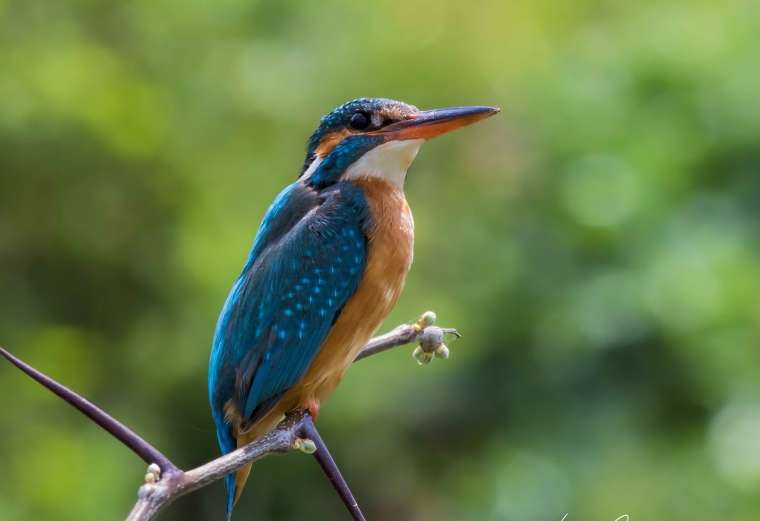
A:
[0,311,459,520]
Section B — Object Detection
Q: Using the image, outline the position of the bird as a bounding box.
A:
[208,97,499,518]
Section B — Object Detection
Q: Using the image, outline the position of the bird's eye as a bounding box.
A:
[349,112,370,131]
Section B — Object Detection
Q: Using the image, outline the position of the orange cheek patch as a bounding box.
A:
[315,129,351,157]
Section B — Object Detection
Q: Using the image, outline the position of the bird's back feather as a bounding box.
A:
[208,180,370,516]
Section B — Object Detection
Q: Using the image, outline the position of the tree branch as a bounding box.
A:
[354,314,460,363]
[0,311,458,520]
[299,414,365,521]
[0,346,178,475]
[125,412,309,520]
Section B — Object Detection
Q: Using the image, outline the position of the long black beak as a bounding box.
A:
[371,105,500,140]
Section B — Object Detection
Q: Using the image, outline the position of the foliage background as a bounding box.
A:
[1,1,759,520]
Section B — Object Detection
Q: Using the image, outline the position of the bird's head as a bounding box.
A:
[300,97,499,189]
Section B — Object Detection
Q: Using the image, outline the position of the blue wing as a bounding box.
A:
[208,180,369,443]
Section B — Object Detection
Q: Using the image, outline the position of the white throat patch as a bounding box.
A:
[342,139,424,189]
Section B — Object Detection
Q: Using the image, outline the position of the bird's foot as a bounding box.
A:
[412,310,461,365]
[306,398,321,420]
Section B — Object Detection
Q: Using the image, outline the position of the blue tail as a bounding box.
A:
[224,473,236,520]
[212,413,238,520]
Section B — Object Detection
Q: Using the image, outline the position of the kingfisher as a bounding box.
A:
[208,97,499,518]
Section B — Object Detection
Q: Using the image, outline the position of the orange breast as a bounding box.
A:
[237,177,414,445]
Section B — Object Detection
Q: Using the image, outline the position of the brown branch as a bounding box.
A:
[0,347,178,475]
[125,412,309,520]
[355,319,460,363]
[0,311,458,521]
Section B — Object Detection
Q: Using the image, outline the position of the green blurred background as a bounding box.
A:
[1,1,759,519]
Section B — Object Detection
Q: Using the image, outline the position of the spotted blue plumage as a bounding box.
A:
[208,96,497,520]
[208,180,369,516]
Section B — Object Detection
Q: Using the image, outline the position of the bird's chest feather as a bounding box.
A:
[357,176,415,293]
[297,177,414,399]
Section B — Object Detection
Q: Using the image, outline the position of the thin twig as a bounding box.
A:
[354,316,459,362]
[299,415,366,521]
[1,312,457,521]
[353,323,419,361]
[0,347,178,475]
